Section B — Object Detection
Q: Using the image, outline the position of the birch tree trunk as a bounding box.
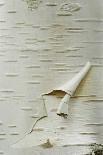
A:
[0,0,103,154]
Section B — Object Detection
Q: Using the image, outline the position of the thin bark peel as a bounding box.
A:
[56,62,91,117]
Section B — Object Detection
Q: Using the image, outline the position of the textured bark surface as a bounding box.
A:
[0,0,103,154]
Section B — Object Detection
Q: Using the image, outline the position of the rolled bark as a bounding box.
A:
[57,94,70,118]
[57,61,91,117]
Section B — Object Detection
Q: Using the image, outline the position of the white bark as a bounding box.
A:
[0,0,103,154]
[57,94,70,118]
[56,62,91,117]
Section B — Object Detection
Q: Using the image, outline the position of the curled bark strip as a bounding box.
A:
[44,62,91,118]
